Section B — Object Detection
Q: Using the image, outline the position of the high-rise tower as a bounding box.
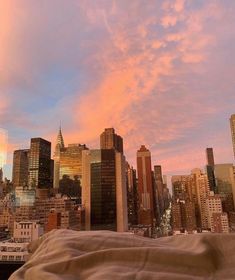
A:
[206,148,215,167]
[136,145,155,225]
[12,149,29,187]
[82,149,127,232]
[230,114,235,159]
[205,147,216,193]
[29,138,52,189]
[53,127,65,188]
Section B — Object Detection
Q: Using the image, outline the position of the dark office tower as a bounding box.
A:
[82,149,127,232]
[137,145,155,225]
[53,127,65,189]
[29,138,52,189]
[153,165,164,220]
[126,163,138,225]
[12,149,29,187]
[100,128,123,153]
[230,114,235,159]
[206,148,215,166]
[214,164,235,212]
[205,148,216,193]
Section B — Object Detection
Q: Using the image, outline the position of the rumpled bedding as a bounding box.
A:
[9,229,235,279]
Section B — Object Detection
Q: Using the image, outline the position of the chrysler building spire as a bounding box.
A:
[53,125,65,188]
[56,125,65,148]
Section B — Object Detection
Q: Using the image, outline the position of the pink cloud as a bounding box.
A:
[161,15,179,27]
[1,0,235,178]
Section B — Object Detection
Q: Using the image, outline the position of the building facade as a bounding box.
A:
[82,149,127,232]
[59,144,88,198]
[136,145,155,225]
[126,164,138,225]
[12,149,29,187]
[28,138,52,189]
[214,164,235,212]
[13,221,44,243]
[206,194,229,233]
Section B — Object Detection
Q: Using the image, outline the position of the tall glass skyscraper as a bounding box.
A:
[12,149,29,187]
[28,138,52,189]
[82,149,127,232]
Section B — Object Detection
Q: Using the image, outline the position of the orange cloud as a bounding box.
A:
[1,0,234,178]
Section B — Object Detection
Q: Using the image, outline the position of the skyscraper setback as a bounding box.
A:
[100,128,123,153]
[230,114,235,159]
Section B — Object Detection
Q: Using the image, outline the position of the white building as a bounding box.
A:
[0,241,29,262]
[13,221,44,243]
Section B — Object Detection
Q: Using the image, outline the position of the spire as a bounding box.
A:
[56,125,65,148]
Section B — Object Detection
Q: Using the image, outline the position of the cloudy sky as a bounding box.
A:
[1,0,235,179]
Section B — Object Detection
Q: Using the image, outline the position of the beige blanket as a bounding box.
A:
[9,230,235,279]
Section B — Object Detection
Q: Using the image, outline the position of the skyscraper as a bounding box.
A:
[58,144,88,199]
[12,149,29,187]
[205,148,216,193]
[206,148,215,166]
[126,163,138,225]
[53,127,65,189]
[153,165,164,220]
[59,144,88,180]
[136,145,155,225]
[82,149,127,232]
[28,138,52,189]
[191,169,210,229]
[214,163,235,212]
[230,114,235,159]
[100,128,123,153]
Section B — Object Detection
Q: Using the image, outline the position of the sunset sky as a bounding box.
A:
[1,0,235,179]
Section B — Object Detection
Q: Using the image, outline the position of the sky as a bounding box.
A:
[0,0,235,179]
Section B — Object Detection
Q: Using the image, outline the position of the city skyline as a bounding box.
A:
[1,0,235,179]
[1,116,235,180]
